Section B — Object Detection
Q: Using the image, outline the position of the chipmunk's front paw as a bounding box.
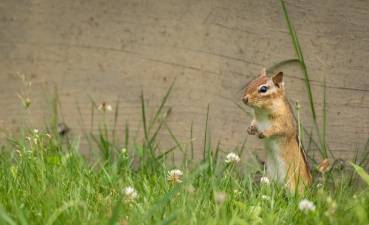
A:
[247,125,257,135]
[258,132,266,139]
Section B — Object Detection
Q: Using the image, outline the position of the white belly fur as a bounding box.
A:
[256,114,286,183]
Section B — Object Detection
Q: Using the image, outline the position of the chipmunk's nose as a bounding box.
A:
[242,96,248,105]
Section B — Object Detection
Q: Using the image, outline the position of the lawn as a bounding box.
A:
[0,127,368,225]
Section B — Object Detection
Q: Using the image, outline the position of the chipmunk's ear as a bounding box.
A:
[272,71,283,88]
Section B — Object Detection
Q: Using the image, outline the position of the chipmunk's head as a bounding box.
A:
[242,69,284,109]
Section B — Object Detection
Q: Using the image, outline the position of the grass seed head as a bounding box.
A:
[98,102,113,112]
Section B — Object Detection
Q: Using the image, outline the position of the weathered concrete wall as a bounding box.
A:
[0,0,368,161]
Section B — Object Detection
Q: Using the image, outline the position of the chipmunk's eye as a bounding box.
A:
[259,86,268,93]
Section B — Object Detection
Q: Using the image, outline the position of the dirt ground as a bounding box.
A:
[0,0,368,161]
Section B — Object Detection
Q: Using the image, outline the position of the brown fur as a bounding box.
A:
[245,75,269,95]
[243,71,312,193]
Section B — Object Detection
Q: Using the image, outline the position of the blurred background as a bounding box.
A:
[0,0,368,161]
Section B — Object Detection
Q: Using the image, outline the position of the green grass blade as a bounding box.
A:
[322,79,335,159]
[140,91,149,143]
[45,201,85,225]
[0,205,17,225]
[359,137,369,166]
[156,210,178,225]
[164,122,184,153]
[350,162,369,187]
[233,101,252,117]
[190,121,194,161]
[203,105,210,161]
[106,200,122,225]
[111,99,120,147]
[156,146,177,160]
[238,135,248,159]
[266,58,300,74]
[148,79,176,132]
[280,0,329,158]
[124,121,129,150]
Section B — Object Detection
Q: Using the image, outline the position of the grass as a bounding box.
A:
[1,1,369,225]
[0,127,369,225]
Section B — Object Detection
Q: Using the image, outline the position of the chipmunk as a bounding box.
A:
[242,69,312,193]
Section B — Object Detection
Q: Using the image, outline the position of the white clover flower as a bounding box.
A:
[261,195,271,201]
[225,152,240,163]
[167,169,183,184]
[299,199,316,213]
[260,176,270,185]
[123,186,138,201]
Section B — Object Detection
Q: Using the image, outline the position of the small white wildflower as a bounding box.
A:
[261,195,271,201]
[33,129,39,134]
[214,191,227,204]
[225,152,240,163]
[316,183,323,188]
[299,199,316,213]
[167,169,183,184]
[98,102,113,112]
[123,186,138,201]
[121,148,127,154]
[260,176,270,185]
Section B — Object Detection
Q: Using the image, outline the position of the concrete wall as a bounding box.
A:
[0,0,368,161]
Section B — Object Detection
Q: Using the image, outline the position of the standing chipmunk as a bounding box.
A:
[242,69,312,193]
